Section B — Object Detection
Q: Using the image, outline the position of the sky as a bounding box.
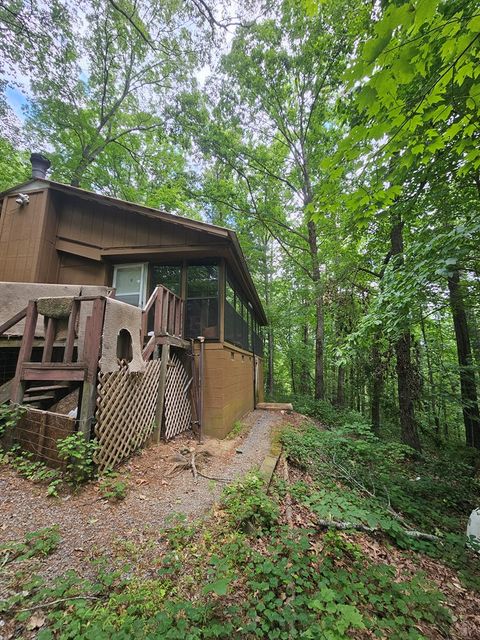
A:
[6,86,27,119]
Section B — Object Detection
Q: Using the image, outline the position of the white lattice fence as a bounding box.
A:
[164,352,192,440]
[94,360,162,471]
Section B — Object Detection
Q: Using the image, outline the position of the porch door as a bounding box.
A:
[112,263,148,307]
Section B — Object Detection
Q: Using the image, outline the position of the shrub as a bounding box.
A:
[1,526,60,564]
[57,433,98,486]
[291,395,343,426]
[0,403,26,439]
[98,471,128,501]
[221,473,279,533]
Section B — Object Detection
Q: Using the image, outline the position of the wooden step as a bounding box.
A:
[22,393,56,402]
[21,363,86,382]
[0,379,12,404]
[25,384,71,393]
[256,402,293,411]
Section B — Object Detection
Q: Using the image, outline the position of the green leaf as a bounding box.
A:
[357,86,377,110]
[203,578,232,596]
[467,14,480,33]
[363,34,391,63]
[414,0,439,30]
[338,604,366,629]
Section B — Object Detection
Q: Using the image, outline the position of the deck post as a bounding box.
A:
[11,300,38,405]
[77,298,106,440]
[42,317,56,363]
[64,299,80,363]
[153,342,170,443]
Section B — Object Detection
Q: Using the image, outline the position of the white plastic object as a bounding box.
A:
[466,508,480,551]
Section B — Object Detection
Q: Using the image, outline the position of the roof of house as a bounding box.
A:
[0,178,267,324]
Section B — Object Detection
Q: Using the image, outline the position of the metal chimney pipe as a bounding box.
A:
[30,153,51,179]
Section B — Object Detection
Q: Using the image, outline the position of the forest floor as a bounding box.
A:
[0,409,295,585]
[1,408,480,639]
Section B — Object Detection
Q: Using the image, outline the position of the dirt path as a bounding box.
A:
[0,409,288,583]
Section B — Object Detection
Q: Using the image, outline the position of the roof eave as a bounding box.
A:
[0,178,268,325]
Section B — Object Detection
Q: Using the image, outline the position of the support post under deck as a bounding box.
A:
[153,342,170,443]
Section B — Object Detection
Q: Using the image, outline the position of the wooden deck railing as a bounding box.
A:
[0,306,28,337]
[9,296,106,437]
[3,287,186,438]
[141,285,184,360]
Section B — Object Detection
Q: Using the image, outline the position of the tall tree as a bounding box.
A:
[191,0,369,399]
[448,270,480,447]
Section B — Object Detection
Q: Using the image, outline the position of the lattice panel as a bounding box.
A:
[164,352,192,440]
[95,360,162,471]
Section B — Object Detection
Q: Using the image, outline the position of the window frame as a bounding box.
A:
[112,262,148,308]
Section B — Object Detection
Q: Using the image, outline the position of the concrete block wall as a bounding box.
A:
[202,342,263,439]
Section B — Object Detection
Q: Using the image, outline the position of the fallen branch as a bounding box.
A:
[316,518,439,542]
[165,449,231,482]
[16,595,101,612]
[328,454,411,527]
[196,471,232,482]
[191,450,198,483]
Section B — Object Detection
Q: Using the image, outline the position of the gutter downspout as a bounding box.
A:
[197,336,205,444]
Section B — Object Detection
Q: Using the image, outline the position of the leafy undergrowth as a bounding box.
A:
[1,404,479,639]
[1,437,129,501]
[2,461,478,639]
[281,417,480,590]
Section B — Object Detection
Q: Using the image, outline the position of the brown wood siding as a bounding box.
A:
[35,190,60,282]
[57,253,110,286]
[0,190,48,282]
[55,193,218,254]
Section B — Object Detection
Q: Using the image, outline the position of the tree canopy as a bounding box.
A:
[1,0,480,452]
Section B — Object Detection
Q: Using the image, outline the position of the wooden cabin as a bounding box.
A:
[0,156,266,457]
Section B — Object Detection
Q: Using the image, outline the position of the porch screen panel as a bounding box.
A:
[254,319,264,356]
[224,275,262,353]
[225,280,237,345]
[151,265,181,296]
[185,264,219,339]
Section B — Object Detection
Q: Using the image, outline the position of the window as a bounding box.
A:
[185,264,219,339]
[113,263,147,307]
[151,264,181,296]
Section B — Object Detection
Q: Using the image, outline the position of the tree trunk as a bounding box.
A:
[307,219,324,400]
[299,323,310,395]
[336,364,345,408]
[290,358,296,395]
[467,308,480,369]
[355,360,361,412]
[447,270,480,448]
[267,328,274,397]
[70,150,92,187]
[263,238,274,398]
[391,213,421,451]
[419,311,441,437]
[395,333,421,450]
[371,340,382,433]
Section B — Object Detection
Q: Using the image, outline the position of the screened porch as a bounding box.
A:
[112,260,264,355]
